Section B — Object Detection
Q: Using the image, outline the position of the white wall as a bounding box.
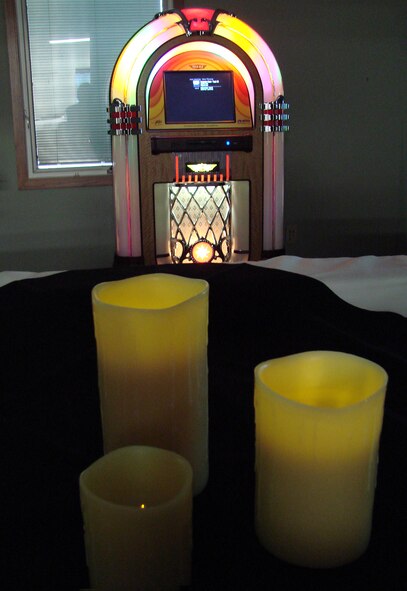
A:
[1,0,406,271]
[184,0,407,256]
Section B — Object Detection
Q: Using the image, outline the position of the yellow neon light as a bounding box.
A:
[110,13,184,102]
[111,11,283,109]
[215,13,283,101]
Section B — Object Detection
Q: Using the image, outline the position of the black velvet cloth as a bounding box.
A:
[1,263,406,590]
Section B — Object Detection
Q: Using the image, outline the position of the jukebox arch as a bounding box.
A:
[109,8,289,264]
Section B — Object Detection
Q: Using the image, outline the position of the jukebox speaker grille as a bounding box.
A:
[170,183,231,264]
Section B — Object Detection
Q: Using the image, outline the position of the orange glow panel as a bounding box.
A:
[148,48,253,129]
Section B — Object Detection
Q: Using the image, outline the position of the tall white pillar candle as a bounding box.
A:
[254,351,387,568]
[79,446,193,591]
[92,273,209,495]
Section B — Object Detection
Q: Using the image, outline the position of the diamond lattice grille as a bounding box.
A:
[170,183,232,263]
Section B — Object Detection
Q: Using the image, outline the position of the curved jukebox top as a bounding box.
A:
[109,7,289,264]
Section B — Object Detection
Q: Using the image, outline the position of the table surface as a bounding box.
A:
[1,263,406,590]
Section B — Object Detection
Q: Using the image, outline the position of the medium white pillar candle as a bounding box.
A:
[79,446,193,591]
[92,273,209,495]
[254,350,387,568]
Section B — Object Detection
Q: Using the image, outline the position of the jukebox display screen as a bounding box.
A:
[163,71,235,124]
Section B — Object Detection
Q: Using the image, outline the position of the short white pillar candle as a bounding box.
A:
[79,446,193,591]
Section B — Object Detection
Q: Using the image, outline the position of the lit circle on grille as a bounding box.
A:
[190,240,215,263]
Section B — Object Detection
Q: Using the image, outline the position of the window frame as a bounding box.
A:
[5,0,183,189]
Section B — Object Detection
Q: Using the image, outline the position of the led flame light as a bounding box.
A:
[79,446,193,590]
[190,240,215,264]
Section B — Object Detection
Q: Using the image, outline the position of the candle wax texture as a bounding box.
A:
[92,273,209,495]
[79,446,193,591]
[254,351,387,568]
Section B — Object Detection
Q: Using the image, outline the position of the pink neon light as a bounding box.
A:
[125,151,132,256]
[271,133,276,251]
[226,154,230,181]
[181,8,215,32]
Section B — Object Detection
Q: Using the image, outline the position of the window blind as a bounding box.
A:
[24,0,167,170]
